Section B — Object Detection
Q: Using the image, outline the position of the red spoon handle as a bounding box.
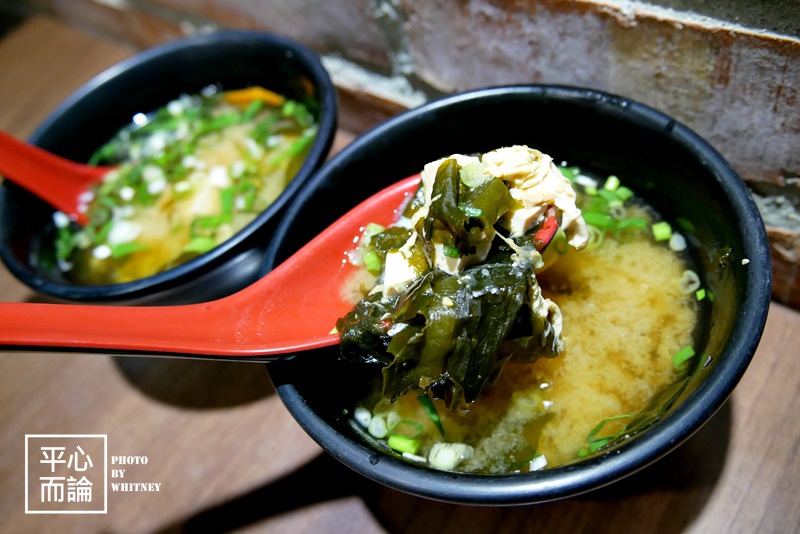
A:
[0,291,335,360]
[0,130,109,223]
[0,175,422,360]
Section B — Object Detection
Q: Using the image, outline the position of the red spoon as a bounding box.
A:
[0,175,421,361]
[0,130,109,225]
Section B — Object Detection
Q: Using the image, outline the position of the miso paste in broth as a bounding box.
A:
[339,148,700,474]
[54,85,318,284]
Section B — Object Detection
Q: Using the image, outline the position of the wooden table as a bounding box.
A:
[0,17,798,534]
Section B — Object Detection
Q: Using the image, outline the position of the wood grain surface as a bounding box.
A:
[0,17,798,534]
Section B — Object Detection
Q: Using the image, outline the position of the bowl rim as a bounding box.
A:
[263,84,772,504]
[0,29,337,301]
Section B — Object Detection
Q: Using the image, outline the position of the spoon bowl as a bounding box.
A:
[0,175,420,359]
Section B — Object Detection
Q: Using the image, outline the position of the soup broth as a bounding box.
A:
[364,227,695,472]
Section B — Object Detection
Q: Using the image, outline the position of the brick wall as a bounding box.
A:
[4,0,800,307]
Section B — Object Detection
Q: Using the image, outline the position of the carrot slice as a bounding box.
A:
[223,86,284,108]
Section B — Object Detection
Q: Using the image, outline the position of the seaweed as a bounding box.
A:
[337,155,562,410]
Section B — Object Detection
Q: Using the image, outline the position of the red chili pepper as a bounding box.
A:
[533,207,558,252]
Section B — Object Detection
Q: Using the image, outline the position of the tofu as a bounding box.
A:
[484,146,589,248]
[402,146,589,283]
[432,243,464,275]
[502,205,546,236]
[382,234,426,297]
[383,250,420,297]
[433,230,494,275]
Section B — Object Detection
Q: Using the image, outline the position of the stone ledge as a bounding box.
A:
[3,0,798,308]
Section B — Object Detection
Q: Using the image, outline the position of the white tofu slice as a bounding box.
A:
[502,205,546,236]
[382,250,420,297]
[432,229,495,275]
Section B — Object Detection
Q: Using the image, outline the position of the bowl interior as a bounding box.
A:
[0,30,337,304]
[263,85,771,504]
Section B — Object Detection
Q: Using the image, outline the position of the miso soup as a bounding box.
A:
[54,85,318,284]
[338,147,701,474]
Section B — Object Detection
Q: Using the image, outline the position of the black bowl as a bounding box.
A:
[0,30,337,304]
[262,85,771,504]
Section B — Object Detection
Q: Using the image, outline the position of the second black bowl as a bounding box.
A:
[0,30,337,304]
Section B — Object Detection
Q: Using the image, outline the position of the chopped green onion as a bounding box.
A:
[707,290,715,302]
[267,131,315,166]
[55,227,77,261]
[459,162,491,187]
[249,111,281,144]
[609,205,627,220]
[389,419,424,439]
[88,141,118,166]
[586,225,605,250]
[679,270,701,294]
[696,288,706,301]
[597,189,621,206]
[242,190,256,212]
[672,345,696,369]
[614,226,645,244]
[219,186,235,215]
[201,112,241,133]
[184,236,217,253]
[604,175,620,191]
[553,231,569,255]
[418,393,446,439]
[585,185,598,196]
[615,186,634,201]
[559,166,581,180]
[586,415,634,444]
[282,100,297,117]
[443,244,460,258]
[94,219,114,245]
[458,203,483,218]
[99,194,120,210]
[578,414,634,457]
[110,242,148,259]
[583,212,617,230]
[652,221,672,242]
[362,250,381,273]
[242,99,264,122]
[387,435,421,455]
[616,217,648,230]
[365,223,386,236]
[676,217,695,233]
[368,416,388,438]
[287,103,314,127]
[192,214,232,230]
[134,180,156,205]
